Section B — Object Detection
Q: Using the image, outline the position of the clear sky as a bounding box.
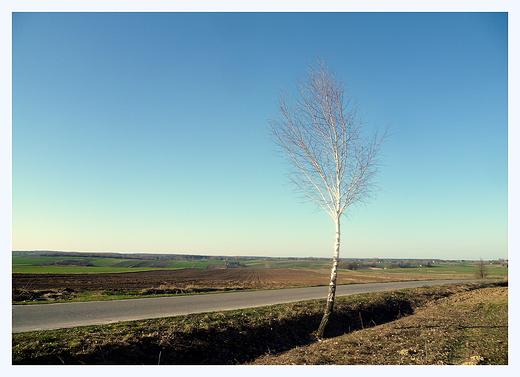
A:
[11,11,509,260]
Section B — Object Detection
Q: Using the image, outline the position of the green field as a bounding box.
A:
[243,259,333,269]
[361,264,508,277]
[12,253,508,277]
[12,254,333,273]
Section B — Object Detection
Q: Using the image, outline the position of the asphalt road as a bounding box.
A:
[12,279,477,333]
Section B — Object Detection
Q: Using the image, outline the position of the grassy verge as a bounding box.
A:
[250,283,508,365]
[12,280,507,365]
[12,286,261,305]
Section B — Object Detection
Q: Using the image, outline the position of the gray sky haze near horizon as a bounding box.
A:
[11,11,509,260]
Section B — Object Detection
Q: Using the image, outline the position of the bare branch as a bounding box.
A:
[270,59,388,220]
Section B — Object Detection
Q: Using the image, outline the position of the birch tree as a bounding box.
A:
[269,58,388,340]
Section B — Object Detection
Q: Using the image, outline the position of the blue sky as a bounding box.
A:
[11,11,509,260]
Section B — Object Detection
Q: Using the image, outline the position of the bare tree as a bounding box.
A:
[269,58,388,339]
[475,258,488,279]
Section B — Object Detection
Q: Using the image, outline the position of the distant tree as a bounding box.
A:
[338,260,359,270]
[269,58,389,339]
[475,259,488,279]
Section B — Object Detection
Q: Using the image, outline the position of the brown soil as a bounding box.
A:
[12,268,462,292]
[12,268,469,303]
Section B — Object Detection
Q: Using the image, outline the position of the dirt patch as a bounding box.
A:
[12,268,468,303]
[13,268,464,291]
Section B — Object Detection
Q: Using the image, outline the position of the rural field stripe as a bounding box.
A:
[12,279,477,333]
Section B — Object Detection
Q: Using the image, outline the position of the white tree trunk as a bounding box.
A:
[270,59,388,340]
[316,216,341,339]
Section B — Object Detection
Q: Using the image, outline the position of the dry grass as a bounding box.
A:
[249,285,508,365]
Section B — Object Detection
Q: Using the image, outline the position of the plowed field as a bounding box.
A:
[12,268,463,292]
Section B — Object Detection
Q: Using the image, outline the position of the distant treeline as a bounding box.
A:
[12,250,325,262]
[13,251,505,266]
